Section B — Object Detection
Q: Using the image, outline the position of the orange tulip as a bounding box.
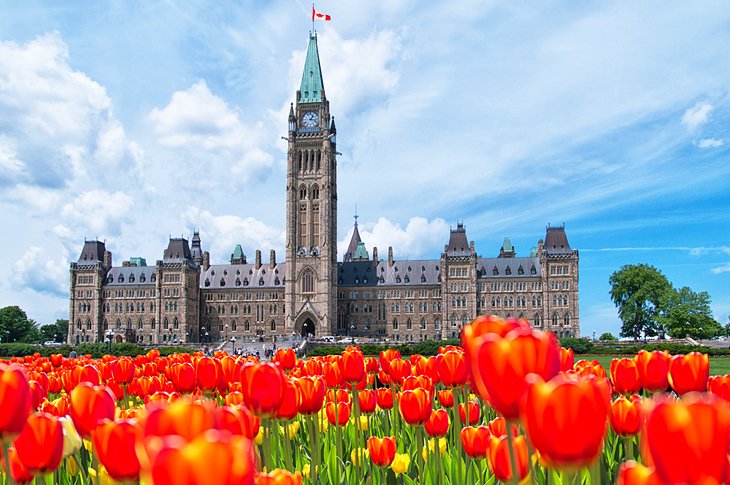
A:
[358,389,377,414]
[241,362,285,418]
[170,362,196,394]
[5,447,34,483]
[460,426,491,458]
[0,364,32,442]
[388,359,412,387]
[276,379,301,421]
[111,357,136,384]
[424,409,449,437]
[610,358,641,394]
[326,401,351,426]
[296,376,325,416]
[273,348,297,371]
[437,389,454,408]
[327,389,351,405]
[708,375,730,401]
[437,350,468,387]
[367,436,396,467]
[642,393,730,484]
[399,388,432,425]
[78,364,101,385]
[634,350,670,392]
[196,357,222,391]
[459,401,481,425]
[573,359,607,379]
[379,349,401,374]
[91,419,142,481]
[376,388,394,410]
[341,349,366,384]
[668,352,709,395]
[255,469,303,485]
[521,373,610,469]
[487,417,519,438]
[147,429,255,485]
[488,434,529,482]
[13,412,63,474]
[143,398,216,443]
[559,347,575,372]
[467,325,560,419]
[69,382,116,437]
[616,461,661,485]
[609,395,642,437]
[322,361,342,388]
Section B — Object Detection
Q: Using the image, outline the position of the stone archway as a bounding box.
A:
[302,319,315,338]
[114,335,124,343]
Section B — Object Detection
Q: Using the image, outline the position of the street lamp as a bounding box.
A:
[224,324,228,343]
[104,329,114,354]
[231,336,237,354]
[201,327,206,344]
[205,331,209,343]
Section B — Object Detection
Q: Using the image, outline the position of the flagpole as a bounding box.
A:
[312,3,315,35]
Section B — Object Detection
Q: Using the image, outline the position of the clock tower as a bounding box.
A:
[284,34,338,338]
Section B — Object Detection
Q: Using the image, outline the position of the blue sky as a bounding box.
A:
[0,1,729,338]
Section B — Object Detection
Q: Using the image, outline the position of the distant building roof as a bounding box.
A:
[128,257,147,267]
[477,257,541,278]
[299,34,324,103]
[444,223,472,257]
[544,225,572,254]
[353,241,369,261]
[77,240,106,263]
[200,263,285,289]
[163,238,193,263]
[105,266,157,286]
[338,260,441,287]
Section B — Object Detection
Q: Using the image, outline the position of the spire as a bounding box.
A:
[499,236,515,258]
[299,34,324,103]
[343,212,362,262]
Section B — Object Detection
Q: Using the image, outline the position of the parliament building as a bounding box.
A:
[67,35,580,346]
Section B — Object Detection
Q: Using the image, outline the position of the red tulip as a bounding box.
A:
[241,362,285,418]
[609,395,642,437]
[326,401,351,426]
[437,350,468,387]
[460,426,491,458]
[459,401,481,426]
[13,412,63,474]
[341,350,366,384]
[69,382,116,437]
[6,447,34,483]
[196,357,222,391]
[276,379,301,421]
[0,364,32,441]
[642,393,730,484]
[610,358,641,394]
[616,461,661,485]
[634,350,670,392]
[170,362,196,394]
[91,419,142,481]
[708,375,730,401]
[358,389,377,414]
[668,352,709,395]
[399,388,432,425]
[388,359,412,387]
[487,417,518,438]
[425,409,449,437]
[521,373,610,469]
[111,357,136,384]
[488,434,529,483]
[297,376,325,416]
[322,362,342,388]
[78,364,101,385]
[367,436,396,467]
[437,389,454,408]
[379,349,401,374]
[559,347,575,372]
[376,388,394,410]
[273,348,297,371]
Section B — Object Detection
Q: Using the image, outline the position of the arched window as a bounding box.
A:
[311,185,319,200]
[406,319,412,330]
[450,314,456,326]
[302,270,314,293]
[173,317,179,330]
[564,313,571,326]
[493,266,499,275]
[270,320,276,331]
[533,314,541,327]
[552,313,558,326]
[420,318,426,330]
[244,321,250,332]
[392,319,399,330]
[461,315,469,326]
[299,186,307,200]
[137,318,143,330]
[151,319,156,330]
[163,318,169,330]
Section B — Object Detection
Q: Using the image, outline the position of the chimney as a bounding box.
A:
[387,246,394,267]
[103,251,112,271]
[202,251,210,271]
[255,250,262,270]
[470,241,475,254]
[373,246,378,263]
[270,249,276,269]
[122,261,130,267]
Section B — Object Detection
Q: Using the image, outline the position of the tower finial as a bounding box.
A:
[354,204,358,227]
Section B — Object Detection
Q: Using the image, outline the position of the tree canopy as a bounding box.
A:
[0,306,39,343]
[609,264,720,340]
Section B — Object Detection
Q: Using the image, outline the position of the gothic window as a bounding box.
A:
[86,319,92,330]
[564,313,571,326]
[552,313,558,326]
[245,321,250,332]
[138,318,143,330]
[173,317,179,330]
[312,205,320,247]
[302,270,314,293]
[232,321,237,331]
[316,150,321,172]
[406,319,412,330]
[435,318,441,330]
[461,314,468,326]
[392,319,398,330]
[270,320,276,331]
[298,151,302,172]
[311,185,319,200]
[450,314,456,326]
[533,314,541,327]
[419,318,426,330]
[299,185,307,200]
[163,318,169,330]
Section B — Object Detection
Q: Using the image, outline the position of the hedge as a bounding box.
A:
[307,339,461,357]
[0,342,196,358]
[559,337,594,354]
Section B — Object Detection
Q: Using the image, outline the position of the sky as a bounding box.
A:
[0,1,729,338]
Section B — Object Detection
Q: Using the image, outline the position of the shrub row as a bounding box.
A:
[0,342,196,358]
[307,339,461,357]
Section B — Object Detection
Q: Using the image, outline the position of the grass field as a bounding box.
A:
[581,354,730,376]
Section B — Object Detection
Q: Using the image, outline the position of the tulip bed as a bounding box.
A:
[0,315,727,484]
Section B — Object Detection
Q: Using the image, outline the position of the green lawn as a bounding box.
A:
[581,354,730,376]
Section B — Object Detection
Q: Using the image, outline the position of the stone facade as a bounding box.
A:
[67,34,580,345]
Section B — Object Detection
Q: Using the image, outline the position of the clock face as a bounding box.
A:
[302,111,319,128]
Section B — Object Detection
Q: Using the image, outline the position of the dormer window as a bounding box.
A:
[243,278,249,286]
[151,274,156,282]
[204,278,210,287]
[396,275,401,283]
[404,275,410,283]
[531,266,537,275]
[224,270,228,276]
[108,275,114,283]
[211,270,215,276]
[140,274,146,283]
[421,275,426,283]
[129,274,135,283]
[118,275,124,283]
[518,266,524,275]
[220,278,226,286]
[258,277,264,286]
[274,277,280,285]
[249,269,253,275]
[363,277,368,284]
[235,278,241,286]
[493,266,499,275]
[355,277,360,285]
[506,267,512,275]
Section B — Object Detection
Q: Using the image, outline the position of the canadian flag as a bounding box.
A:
[312,7,331,21]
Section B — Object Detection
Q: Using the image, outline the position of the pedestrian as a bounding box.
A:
[68,349,78,359]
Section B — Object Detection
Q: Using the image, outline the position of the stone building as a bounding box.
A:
[67,34,580,345]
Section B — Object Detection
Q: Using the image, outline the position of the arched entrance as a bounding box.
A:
[302,319,315,338]
[114,335,124,343]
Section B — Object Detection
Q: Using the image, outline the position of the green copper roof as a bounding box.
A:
[530,247,538,257]
[353,241,369,261]
[232,244,245,259]
[129,257,147,267]
[299,35,324,103]
[502,236,513,252]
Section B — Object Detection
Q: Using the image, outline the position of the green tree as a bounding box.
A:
[0,306,37,343]
[54,319,69,343]
[40,324,58,342]
[659,287,722,339]
[599,332,617,341]
[609,264,672,340]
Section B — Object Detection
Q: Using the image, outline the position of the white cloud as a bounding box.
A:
[181,207,284,264]
[149,80,273,179]
[338,216,450,261]
[697,138,724,148]
[712,263,730,275]
[61,190,134,237]
[682,102,713,131]
[11,246,69,297]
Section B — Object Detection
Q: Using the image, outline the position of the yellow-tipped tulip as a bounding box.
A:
[391,453,410,475]
[59,416,82,458]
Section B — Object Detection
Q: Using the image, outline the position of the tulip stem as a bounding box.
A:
[415,425,425,484]
[589,457,601,485]
[352,385,362,484]
[307,416,318,482]
[526,439,538,485]
[283,424,293,472]
[335,425,342,485]
[433,439,443,485]
[506,419,520,485]
[262,419,272,473]
[2,442,15,485]
[623,437,633,462]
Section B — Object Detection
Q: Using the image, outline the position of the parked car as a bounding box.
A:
[320,336,336,343]
[43,341,62,347]
[337,337,356,344]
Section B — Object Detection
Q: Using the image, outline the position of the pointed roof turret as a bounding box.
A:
[191,230,203,265]
[343,211,362,262]
[299,34,325,103]
[353,241,369,261]
[499,236,515,258]
[231,244,246,265]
